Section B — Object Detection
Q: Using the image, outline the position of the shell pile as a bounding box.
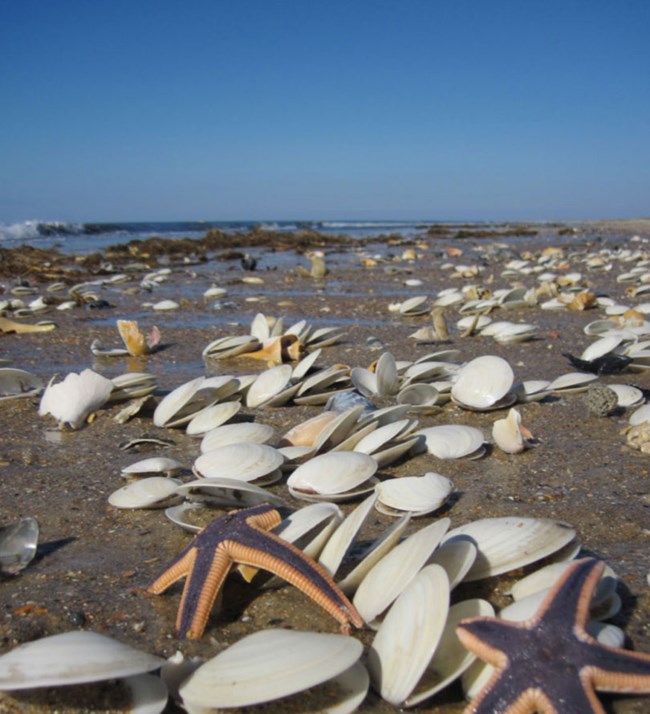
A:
[3,228,650,712]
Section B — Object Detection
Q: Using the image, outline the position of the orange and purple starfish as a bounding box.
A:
[148,503,363,639]
[457,557,650,713]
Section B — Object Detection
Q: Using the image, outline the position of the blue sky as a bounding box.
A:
[1,0,649,222]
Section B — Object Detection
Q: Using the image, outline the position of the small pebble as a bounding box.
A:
[586,384,618,417]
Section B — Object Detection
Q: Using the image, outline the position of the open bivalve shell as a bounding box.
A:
[287,451,378,501]
[367,564,450,706]
[272,502,343,560]
[185,400,241,436]
[442,517,577,581]
[353,518,450,627]
[375,472,453,517]
[178,629,365,711]
[193,443,284,484]
[199,422,275,452]
[153,376,236,428]
[0,367,43,400]
[174,477,284,510]
[108,477,183,509]
[0,631,164,690]
[121,457,184,478]
[415,424,485,459]
[245,364,296,408]
[451,355,515,410]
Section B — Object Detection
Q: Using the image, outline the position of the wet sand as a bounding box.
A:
[1,219,650,712]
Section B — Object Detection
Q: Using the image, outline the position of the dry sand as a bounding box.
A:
[0,219,649,712]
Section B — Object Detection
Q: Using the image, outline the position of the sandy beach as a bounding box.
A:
[1,219,650,712]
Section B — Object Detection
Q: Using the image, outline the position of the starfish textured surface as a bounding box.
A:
[456,557,650,713]
[148,503,364,639]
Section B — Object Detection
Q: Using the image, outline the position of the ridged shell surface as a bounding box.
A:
[0,631,163,689]
[287,451,377,495]
[451,355,514,409]
[193,443,284,481]
[179,629,363,708]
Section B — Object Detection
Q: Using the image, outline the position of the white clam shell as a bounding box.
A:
[174,477,284,509]
[509,560,618,603]
[549,371,598,392]
[178,629,363,709]
[608,383,644,408]
[272,502,343,560]
[318,493,377,577]
[451,355,514,410]
[337,514,411,595]
[367,564,450,706]
[375,351,400,396]
[580,334,623,361]
[405,598,495,707]
[375,472,452,517]
[0,631,164,689]
[185,401,241,435]
[202,335,260,359]
[416,424,485,459]
[153,376,231,428]
[629,402,650,425]
[287,451,378,496]
[353,418,414,455]
[353,518,450,626]
[427,539,477,590]
[246,365,293,408]
[0,367,43,400]
[193,443,284,482]
[399,295,429,315]
[121,457,184,477]
[443,517,577,581]
[109,477,182,509]
[199,422,275,452]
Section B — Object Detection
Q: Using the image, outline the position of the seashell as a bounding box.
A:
[0,517,39,575]
[272,502,343,560]
[608,383,644,408]
[304,326,346,348]
[353,518,450,626]
[451,355,514,410]
[245,365,294,408]
[415,424,485,459]
[513,379,551,403]
[193,443,284,483]
[39,369,114,429]
[279,411,341,448]
[357,403,411,429]
[0,367,43,400]
[175,477,284,510]
[337,514,411,595]
[109,372,157,401]
[442,517,577,581]
[580,334,623,362]
[375,351,400,396]
[396,383,441,411]
[291,348,322,381]
[490,322,537,344]
[116,319,161,356]
[153,377,210,428]
[287,451,378,500]
[370,434,421,468]
[350,366,379,398]
[199,422,275,452]
[426,539,477,590]
[318,494,377,577]
[202,334,261,360]
[185,400,241,436]
[121,456,184,478]
[178,629,363,710]
[310,405,366,453]
[492,407,533,454]
[367,564,450,706]
[353,418,415,456]
[548,371,598,393]
[398,295,429,315]
[404,598,495,707]
[509,559,618,603]
[629,402,650,425]
[375,472,453,517]
[108,477,183,509]
[0,631,164,689]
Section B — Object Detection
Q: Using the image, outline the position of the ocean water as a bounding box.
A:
[0,219,438,254]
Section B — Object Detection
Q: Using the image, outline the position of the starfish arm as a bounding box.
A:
[463,678,600,714]
[177,545,233,639]
[538,558,604,630]
[226,533,364,632]
[581,650,650,693]
[147,547,197,595]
